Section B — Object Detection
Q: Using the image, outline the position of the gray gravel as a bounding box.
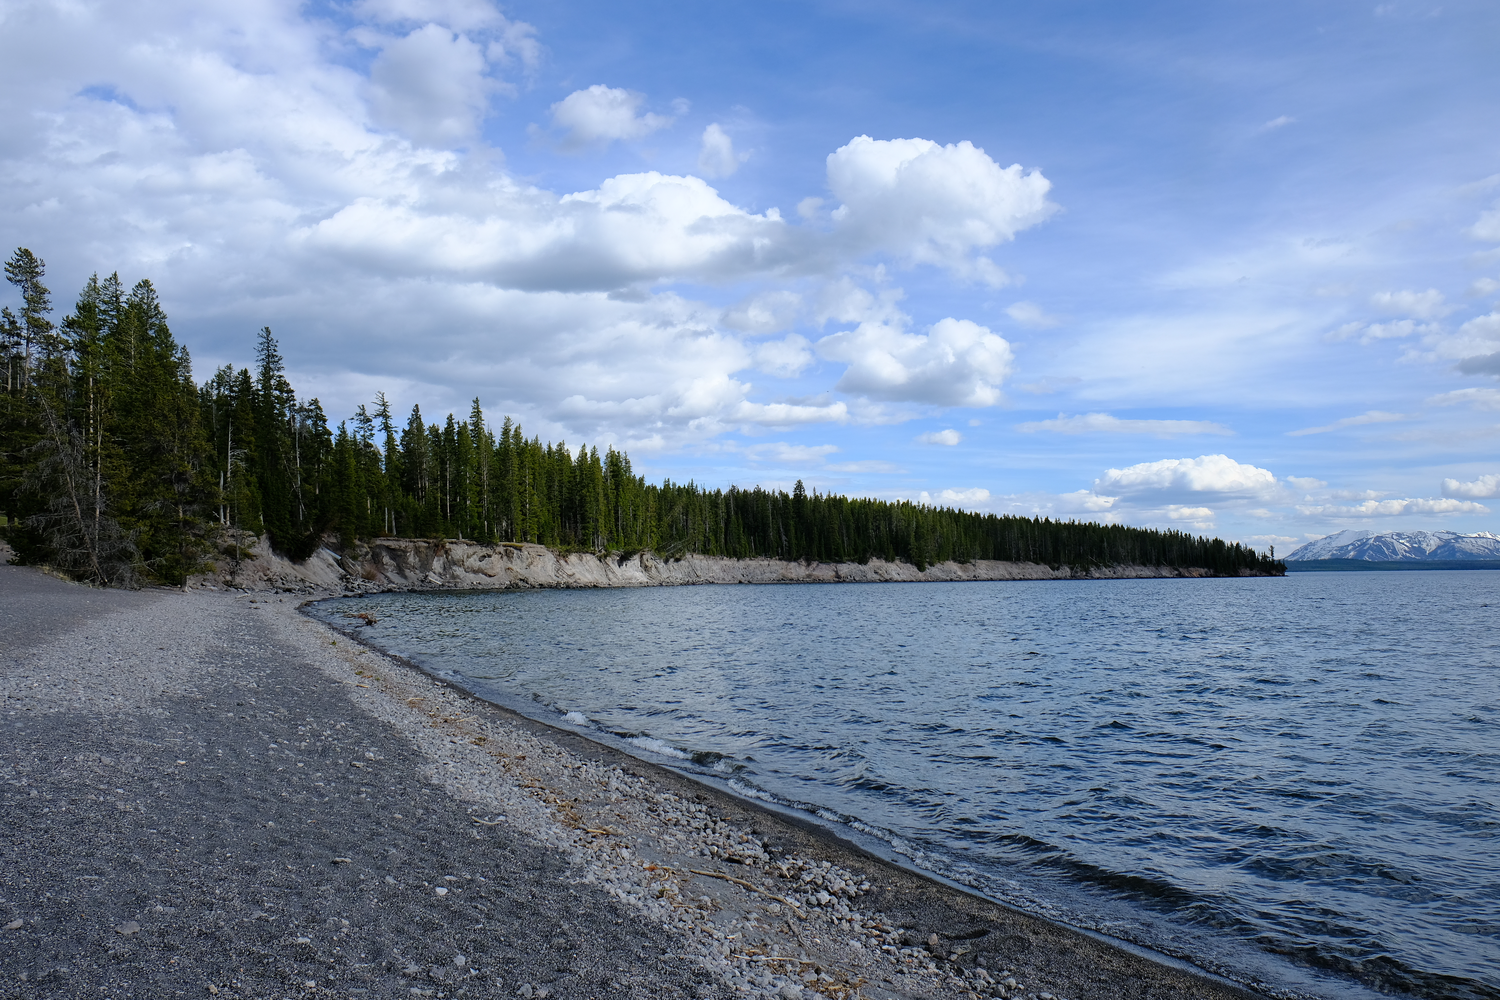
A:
[0,566,729,1000]
[1,564,1271,1000]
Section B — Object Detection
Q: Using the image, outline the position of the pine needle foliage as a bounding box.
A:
[0,250,1284,583]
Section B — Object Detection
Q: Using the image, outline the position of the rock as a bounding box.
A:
[114,921,141,936]
[928,933,941,951]
[434,886,449,896]
[778,984,804,999]
[4,919,22,931]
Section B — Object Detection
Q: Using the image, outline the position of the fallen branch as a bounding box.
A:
[686,869,804,911]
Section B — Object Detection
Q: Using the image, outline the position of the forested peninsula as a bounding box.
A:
[1,249,1285,587]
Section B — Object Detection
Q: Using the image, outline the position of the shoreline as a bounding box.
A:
[3,563,1277,1000]
[186,534,1279,595]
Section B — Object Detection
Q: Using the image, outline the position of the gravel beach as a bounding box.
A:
[1,564,1267,1000]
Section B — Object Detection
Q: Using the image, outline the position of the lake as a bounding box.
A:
[310,571,1499,1000]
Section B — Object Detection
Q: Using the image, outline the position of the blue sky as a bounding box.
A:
[3,0,1498,551]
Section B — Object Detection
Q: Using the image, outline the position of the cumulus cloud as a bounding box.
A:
[1457,352,1500,376]
[1095,454,1280,500]
[549,85,674,148]
[752,335,814,377]
[302,171,786,291]
[1442,473,1500,498]
[697,123,743,178]
[817,318,1013,406]
[722,291,801,334]
[367,24,492,146]
[355,0,540,70]
[1017,412,1233,437]
[0,0,1059,453]
[825,136,1056,283]
[917,429,962,446]
[1296,498,1490,517]
[1286,410,1407,436]
[1370,288,1451,319]
[1055,489,1118,513]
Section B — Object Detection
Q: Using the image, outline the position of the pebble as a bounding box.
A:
[114,921,141,936]
[434,886,449,896]
[4,919,22,931]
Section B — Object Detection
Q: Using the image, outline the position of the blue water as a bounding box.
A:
[310,572,1500,1000]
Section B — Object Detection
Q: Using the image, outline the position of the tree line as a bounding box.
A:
[0,249,1284,586]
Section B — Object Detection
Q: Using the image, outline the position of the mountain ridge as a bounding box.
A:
[1284,528,1500,562]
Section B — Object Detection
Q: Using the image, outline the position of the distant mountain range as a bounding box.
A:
[1284,529,1500,562]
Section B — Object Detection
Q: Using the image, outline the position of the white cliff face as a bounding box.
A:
[189,535,1235,594]
[1285,529,1500,561]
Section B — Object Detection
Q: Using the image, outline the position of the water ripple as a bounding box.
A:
[314,571,1500,1000]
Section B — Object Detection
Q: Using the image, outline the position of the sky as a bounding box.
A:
[2,0,1499,553]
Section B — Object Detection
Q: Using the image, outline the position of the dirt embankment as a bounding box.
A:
[188,535,1242,594]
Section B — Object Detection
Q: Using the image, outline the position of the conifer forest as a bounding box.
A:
[0,249,1284,586]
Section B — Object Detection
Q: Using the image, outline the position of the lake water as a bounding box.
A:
[310,572,1500,1000]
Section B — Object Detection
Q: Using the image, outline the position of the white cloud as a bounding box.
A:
[1428,387,1500,410]
[1472,203,1500,241]
[1095,454,1279,500]
[0,0,1063,454]
[1005,300,1060,328]
[1260,115,1295,131]
[1166,505,1216,528]
[740,442,838,465]
[825,136,1056,283]
[1370,288,1451,319]
[919,487,991,507]
[817,317,1013,407]
[752,335,814,377]
[1286,410,1407,436]
[730,400,849,426]
[356,0,501,32]
[1017,412,1233,437]
[697,123,743,178]
[1296,497,1490,517]
[1284,476,1328,491]
[917,428,962,446]
[722,290,801,334]
[1441,473,1500,498]
[826,460,902,474]
[1472,277,1500,296]
[303,170,786,291]
[811,278,905,327]
[354,0,540,71]
[549,85,673,148]
[366,24,493,146]
[1056,489,1118,513]
[1459,312,1500,341]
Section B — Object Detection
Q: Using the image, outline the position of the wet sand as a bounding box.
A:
[1,564,1267,1000]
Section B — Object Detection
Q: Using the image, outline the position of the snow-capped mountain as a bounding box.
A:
[1284,529,1500,561]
